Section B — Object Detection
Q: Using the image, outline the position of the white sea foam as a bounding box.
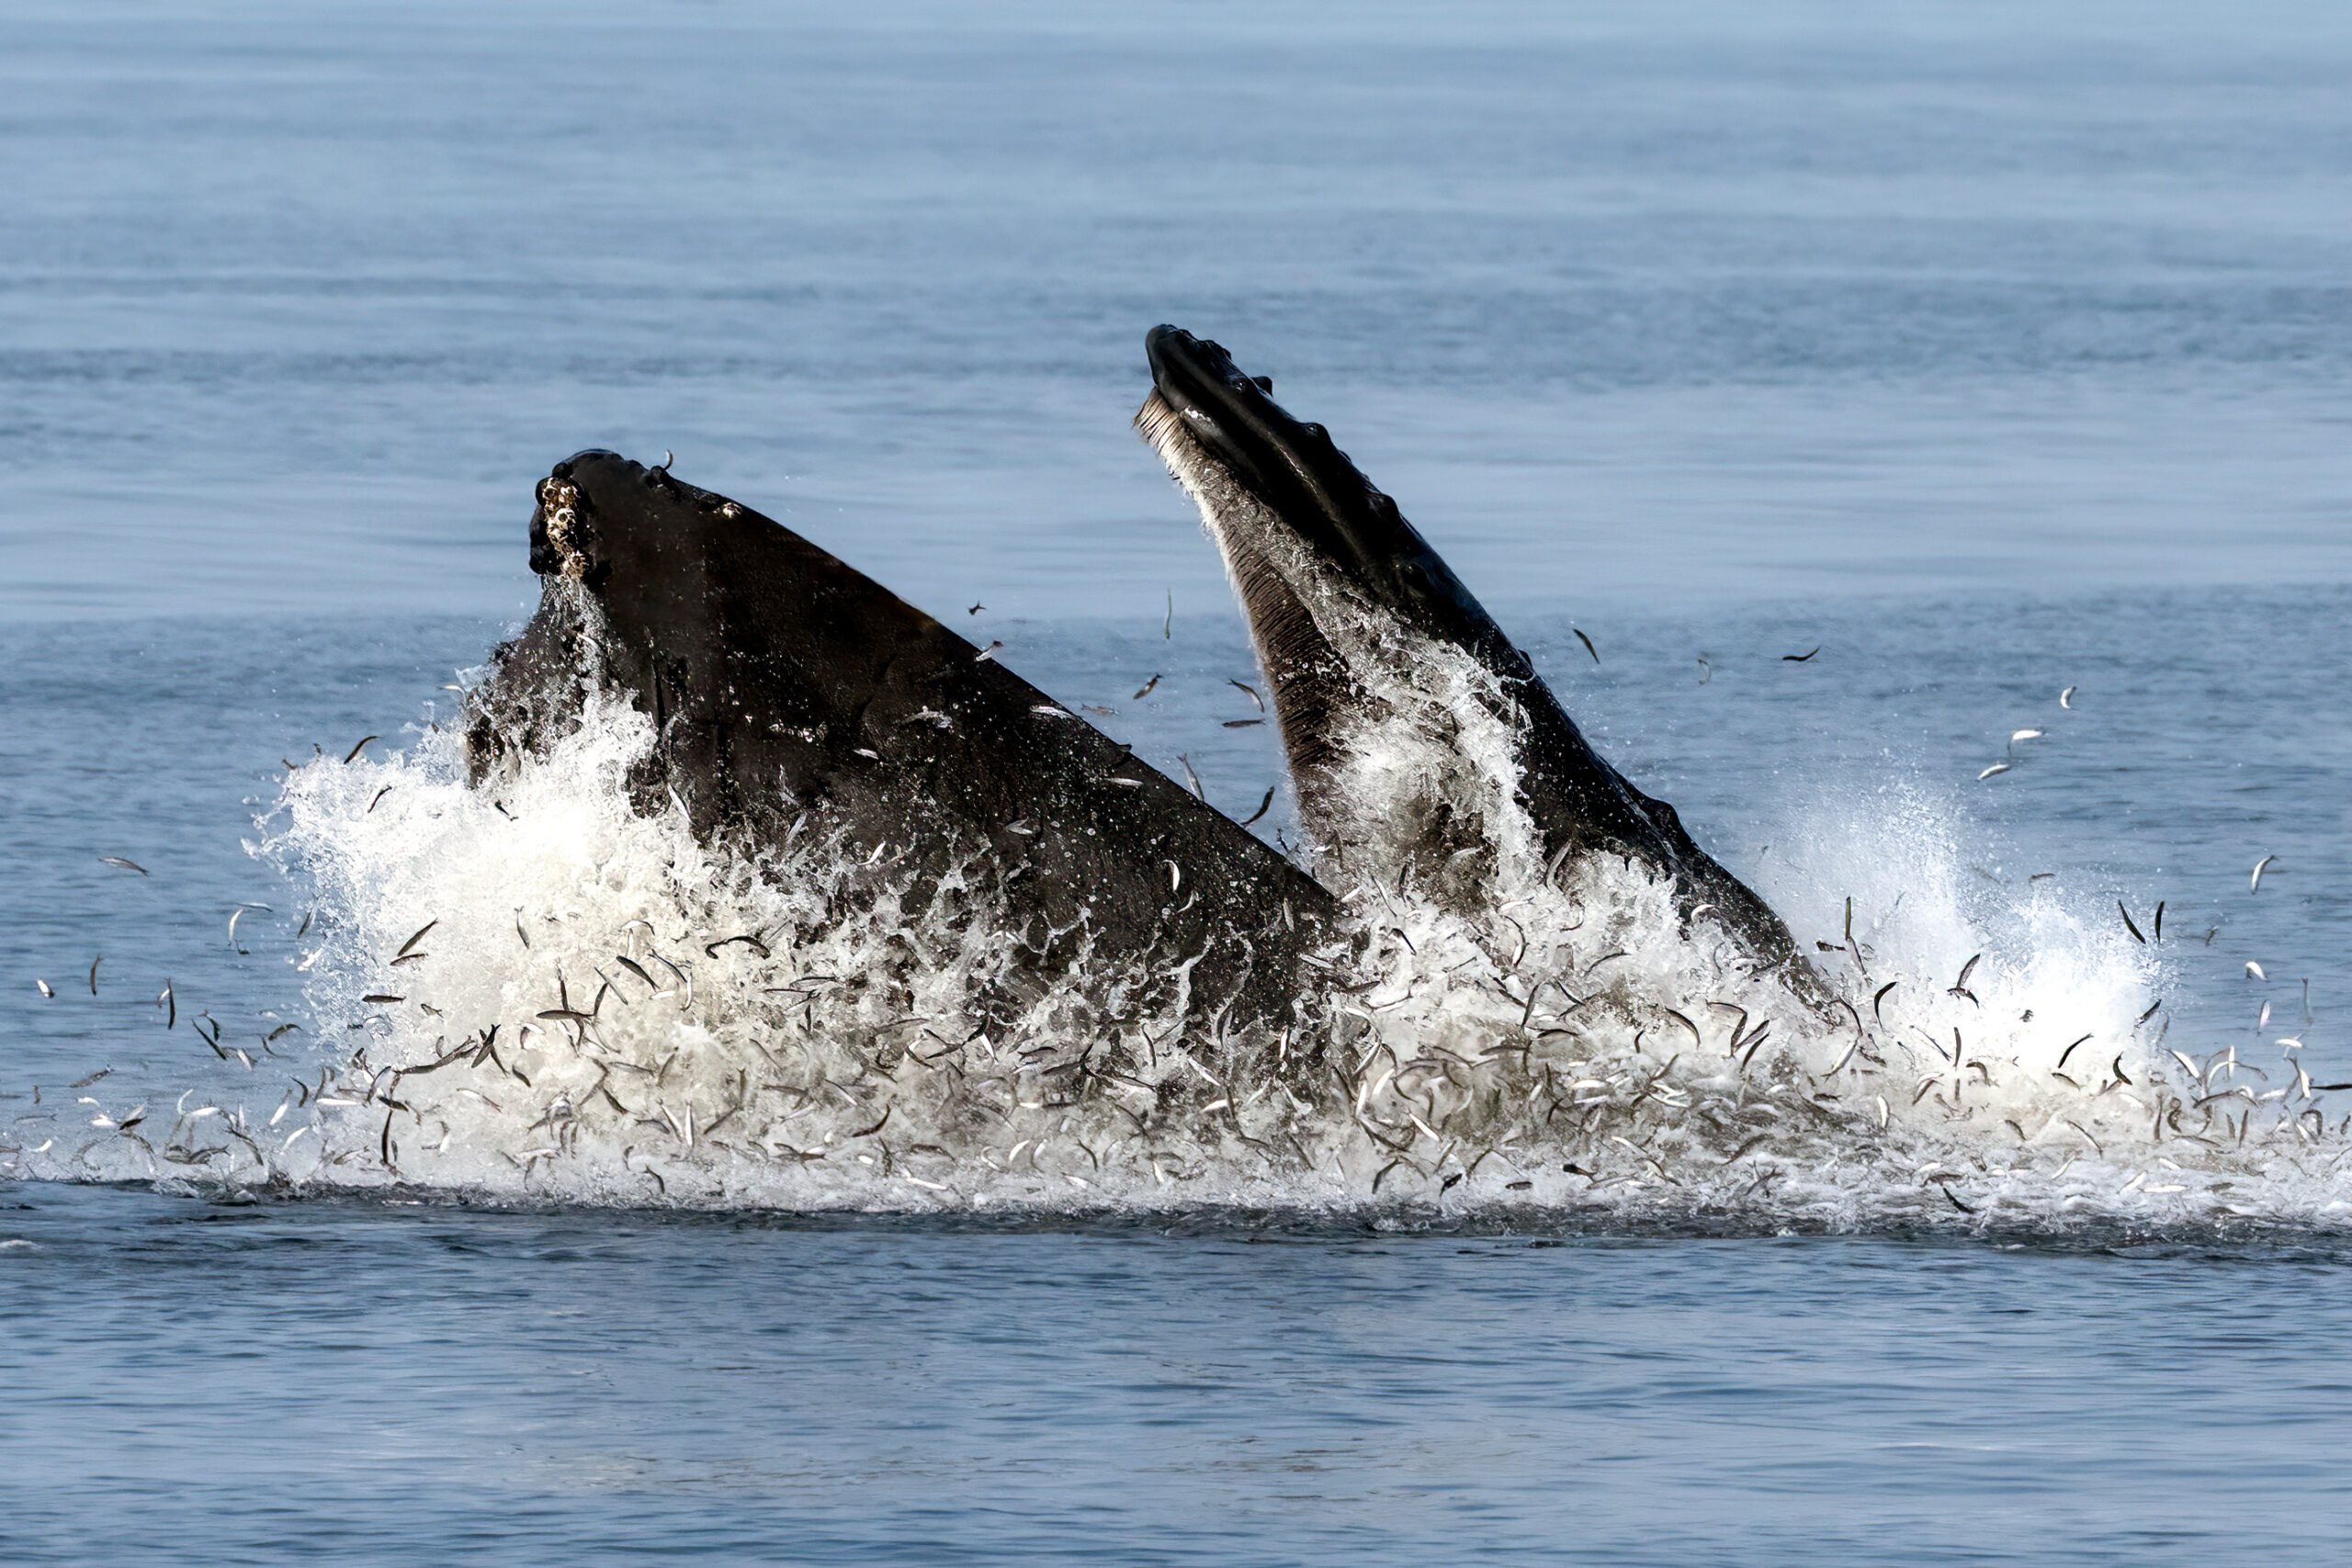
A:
[24,671,2348,1233]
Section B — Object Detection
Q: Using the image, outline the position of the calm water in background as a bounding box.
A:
[4,2,2351,1562]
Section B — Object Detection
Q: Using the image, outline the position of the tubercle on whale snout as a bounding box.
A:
[528,473,593,581]
[531,450,749,586]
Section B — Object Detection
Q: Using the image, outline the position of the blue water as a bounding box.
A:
[6,2,2352,1561]
[6,1186,2352,1565]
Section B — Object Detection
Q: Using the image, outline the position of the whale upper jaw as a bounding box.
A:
[1137,326,1828,1009]
[467,446,1337,1031]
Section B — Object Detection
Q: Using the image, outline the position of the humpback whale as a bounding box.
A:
[1135,325,1826,1007]
[463,450,1334,1031]
[458,333,1822,1050]
[274,340,1880,1205]
[253,338,2217,1210]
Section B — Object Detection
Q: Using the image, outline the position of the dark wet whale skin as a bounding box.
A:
[1142,326,1825,1006]
[466,448,1334,1028]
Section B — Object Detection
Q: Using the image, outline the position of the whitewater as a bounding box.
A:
[22,626,2334,1238]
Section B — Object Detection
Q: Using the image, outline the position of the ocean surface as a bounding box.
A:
[5,2,2350,1562]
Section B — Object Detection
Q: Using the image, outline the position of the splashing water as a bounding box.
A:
[19,670,2351,1234]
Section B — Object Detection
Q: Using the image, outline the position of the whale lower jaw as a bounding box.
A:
[1138,327,1829,1010]
[1138,392,1359,838]
[1140,389,1528,909]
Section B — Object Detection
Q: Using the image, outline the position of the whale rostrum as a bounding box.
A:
[464,449,1336,1032]
[1136,324,1827,1009]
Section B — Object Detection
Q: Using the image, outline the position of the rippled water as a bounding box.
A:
[6,1186,2351,1566]
[6,1,2351,1561]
